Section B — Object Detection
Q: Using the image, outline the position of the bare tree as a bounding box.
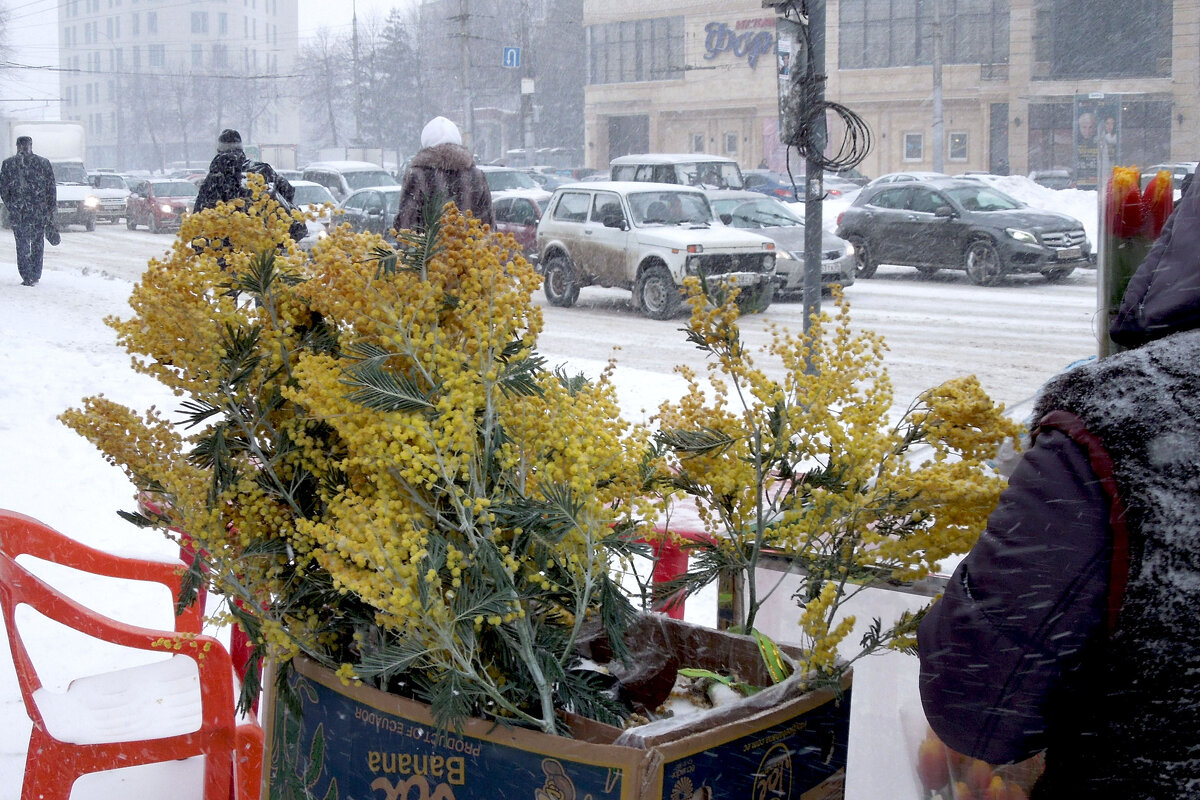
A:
[296,28,353,149]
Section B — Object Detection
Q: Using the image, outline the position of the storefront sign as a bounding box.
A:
[704,19,776,70]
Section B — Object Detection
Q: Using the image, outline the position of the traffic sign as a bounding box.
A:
[503,47,521,68]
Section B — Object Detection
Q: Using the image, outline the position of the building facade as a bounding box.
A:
[583,0,1199,186]
[58,0,301,172]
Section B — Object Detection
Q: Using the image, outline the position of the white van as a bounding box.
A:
[609,154,745,190]
[301,161,397,202]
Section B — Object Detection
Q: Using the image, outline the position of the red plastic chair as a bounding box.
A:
[0,509,263,800]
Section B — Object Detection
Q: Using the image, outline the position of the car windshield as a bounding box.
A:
[486,170,541,191]
[344,170,397,190]
[52,163,89,184]
[675,162,743,189]
[712,198,802,228]
[944,185,1022,211]
[628,191,713,226]
[293,184,336,206]
[152,181,199,197]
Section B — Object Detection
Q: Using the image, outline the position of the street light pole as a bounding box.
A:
[931,0,944,173]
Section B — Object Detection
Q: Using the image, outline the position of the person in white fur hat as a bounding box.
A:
[394,116,493,232]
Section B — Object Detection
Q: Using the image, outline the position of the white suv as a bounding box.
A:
[535,182,777,319]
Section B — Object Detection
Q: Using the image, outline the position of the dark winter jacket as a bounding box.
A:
[194,149,295,214]
[919,178,1200,798]
[194,149,302,240]
[393,143,493,233]
[0,151,56,226]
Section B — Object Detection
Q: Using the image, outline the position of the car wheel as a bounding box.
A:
[915,266,939,277]
[149,213,160,234]
[848,236,877,279]
[543,255,580,307]
[126,215,137,230]
[85,215,96,232]
[736,281,775,314]
[636,265,682,320]
[1044,267,1075,282]
[964,239,1004,286]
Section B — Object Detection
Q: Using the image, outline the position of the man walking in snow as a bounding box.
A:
[0,136,58,287]
[394,116,493,233]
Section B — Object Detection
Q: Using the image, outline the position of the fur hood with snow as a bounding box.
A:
[393,118,493,233]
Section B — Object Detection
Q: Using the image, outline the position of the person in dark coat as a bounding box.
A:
[918,176,1200,798]
[194,128,303,241]
[0,136,58,286]
[393,116,493,233]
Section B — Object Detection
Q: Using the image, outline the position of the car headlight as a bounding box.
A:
[83,196,100,208]
[844,241,855,257]
[762,253,775,269]
[775,249,797,260]
[1006,227,1038,245]
[160,203,173,214]
[686,255,700,275]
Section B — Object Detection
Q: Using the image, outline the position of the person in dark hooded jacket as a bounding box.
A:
[194,128,303,242]
[0,136,57,286]
[918,177,1200,798]
[393,116,493,233]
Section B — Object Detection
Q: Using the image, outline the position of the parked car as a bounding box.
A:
[289,180,337,252]
[336,186,404,236]
[535,182,777,319]
[835,177,1090,286]
[302,161,397,202]
[86,171,131,223]
[829,165,871,186]
[742,170,801,201]
[1028,169,1075,190]
[125,178,199,233]
[522,170,565,191]
[864,171,949,187]
[609,154,745,189]
[707,190,855,294]
[479,166,548,195]
[492,191,548,261]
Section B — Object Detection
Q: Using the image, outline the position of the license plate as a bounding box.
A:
[1056,247,1081,260]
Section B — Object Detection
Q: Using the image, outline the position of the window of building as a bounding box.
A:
[839,0,1010,70]
[147,11,156,33]
[212,44,228,67]
[949,132,969,161]
[192,43,203,67]
[130,12,138,36]
[691,133,705,153]
[587,16,684,84]
[148,43,164,67]
[219,13,228,34]
[192,12,209,34]
[904,133,924,161]
[1034,0,1171,80]
[724,132,739,154]
[132,44,140,68]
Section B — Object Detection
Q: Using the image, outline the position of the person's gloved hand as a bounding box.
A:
[45,223,61,246]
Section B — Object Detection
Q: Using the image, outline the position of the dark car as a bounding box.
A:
[125,179,199,233]
[742,170,801,201]
[492,192,548,262]
[834,177,1090,286]
[337,186,404,236]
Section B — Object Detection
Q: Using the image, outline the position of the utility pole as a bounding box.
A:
[931,0,944,173]
[802,0,827,335]
[352,0,363,145]
[520,0,535,165]
[459,0,474,150]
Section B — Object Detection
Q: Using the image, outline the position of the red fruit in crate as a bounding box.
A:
[965,759,995,795]
[983,775,1008,800]
[952,780,976,800]
[917,735,951,790]
[1006,782,1029,800]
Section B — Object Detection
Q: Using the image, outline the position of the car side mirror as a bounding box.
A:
[719,213,733,225]
[602,213,626,230]
[934,206,956,218]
